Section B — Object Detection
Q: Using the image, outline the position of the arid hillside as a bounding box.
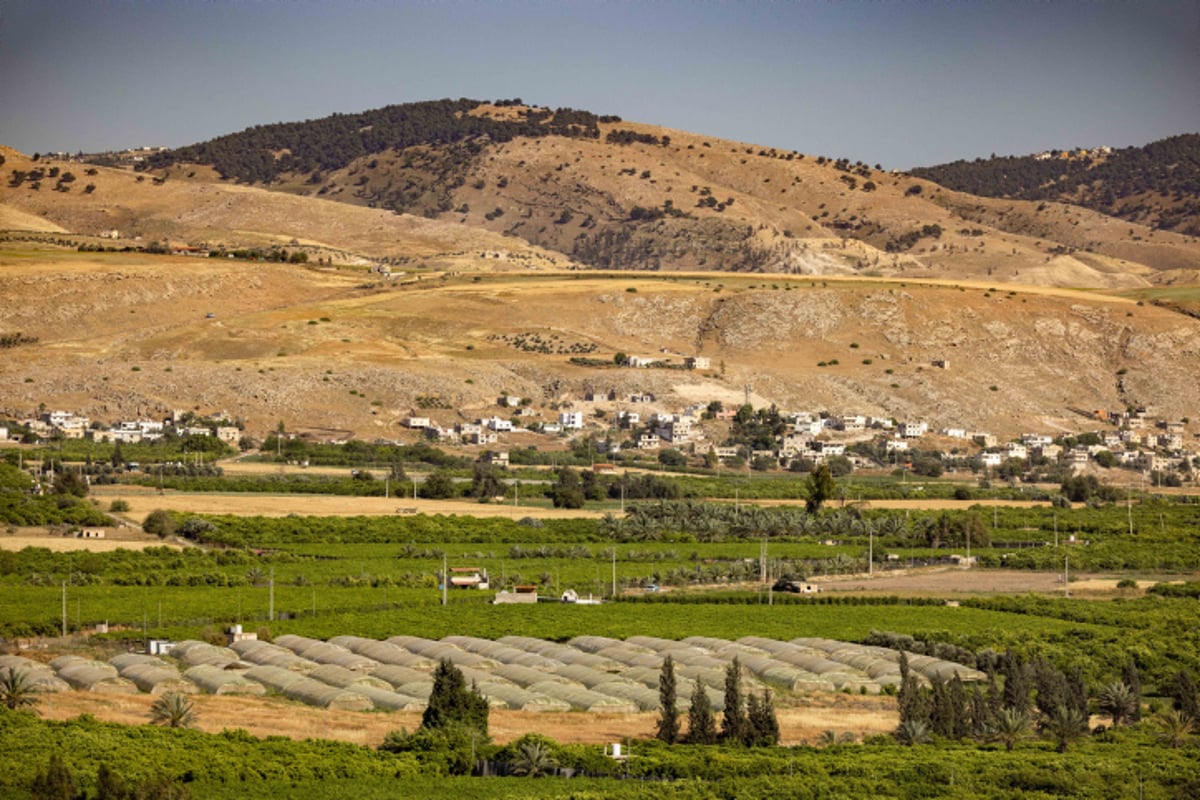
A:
[3,244,1199,438]
[6,102,1199,287]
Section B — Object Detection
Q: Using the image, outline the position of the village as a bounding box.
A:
[4,389,1197,485]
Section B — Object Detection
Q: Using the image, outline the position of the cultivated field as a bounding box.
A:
[90,486,605,520]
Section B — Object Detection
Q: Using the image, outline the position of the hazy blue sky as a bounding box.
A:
[2,0,1196,168]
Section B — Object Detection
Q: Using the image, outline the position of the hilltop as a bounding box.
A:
[911,134,1200,237]
[3,99,1190,287]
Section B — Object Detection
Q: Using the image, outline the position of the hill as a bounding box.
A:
[3,244,1200,439]
[911,134,1200,236]
[79,99,1200,286]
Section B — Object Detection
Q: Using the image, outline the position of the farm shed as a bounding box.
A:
[307,664,392,691]
[111,653,172,670]
[395,682,435,701]
[231,640,317,672]
[406,642,495,669]
[500,638,616,669]
[491,663,568,688]
[442,636,560,669]
[0,656,69,694]
[169,640,240,668]
[526,680,640,713]
[52,658,137,694]
[331,636,435,669]
[183,665,266,696]
[289,642,380,672]
[472,682,571,712]
[368,664,431,689]
[243,665,373,710]
[551,664,623,689]
[118,662,197,695]
[591,680,663,711]
[346,684,425,711]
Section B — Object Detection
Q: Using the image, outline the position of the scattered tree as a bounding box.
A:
[149,692,197,728]
[805,463,835,513]
[686,677,717,744]
[656,654,680,743]
[0,667,38,712]
[720,656,748,743]
[421,659,489,736]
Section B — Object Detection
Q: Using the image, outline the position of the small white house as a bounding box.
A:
[559,411,584,430]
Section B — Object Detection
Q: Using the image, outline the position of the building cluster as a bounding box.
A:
[6,410,240,446]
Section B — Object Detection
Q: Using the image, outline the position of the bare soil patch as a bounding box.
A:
[814,566,1171,597]
[0,529,182,553]
[35,689,893,747]
[90,486,602,520]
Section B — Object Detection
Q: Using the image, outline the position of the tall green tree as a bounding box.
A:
[1121,660,1142,722]
[686,677,717,744]
[746,689,780,745]
[421,659,489,735]
[30,754,77,800]
[655,654,680,743]
[721,656,748,743]
[805,463,835,513]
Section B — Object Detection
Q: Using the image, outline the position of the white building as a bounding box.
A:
[559,411,584,430]
[899,421,928,439]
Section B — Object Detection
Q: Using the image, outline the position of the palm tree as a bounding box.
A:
[149,691,197,728]
[1097,682,1138,727]
[895,718,932,746]
[0,667,39,713]
[989,707,1031,752]
[510,741,557,777]
[1040,705,1088,753]
[1155,708,1194,749]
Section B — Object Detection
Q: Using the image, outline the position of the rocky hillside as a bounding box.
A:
[46,100,1199,287]
[911,134,1200,237]
[3,249,1199,439]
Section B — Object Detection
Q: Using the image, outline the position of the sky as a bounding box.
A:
[1,0,1197,169]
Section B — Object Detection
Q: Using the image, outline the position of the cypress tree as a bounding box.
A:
[422,658,489,735]
[656,654,680,743]
[897,651,929,728]
[747,689,780,745]
[1001,651,1031,713]
[1122,659,1142,721]
[686,677,717,744]
[721,656,748,743]
[1172,669,1199,720]
[949,675,969,740]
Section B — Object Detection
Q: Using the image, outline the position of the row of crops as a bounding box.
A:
[0,634,984,713]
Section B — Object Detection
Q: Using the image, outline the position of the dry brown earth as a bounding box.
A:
[34,688,894,747]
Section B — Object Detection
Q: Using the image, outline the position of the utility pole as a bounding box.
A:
[442,554,448,606]
[611,547,617,598]
[1064,556,1069,598]
[61,581,67,637]
[269,567,275,622]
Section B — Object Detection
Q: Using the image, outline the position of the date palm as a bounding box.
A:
[989,707,1031,752]
[510,740,557,777]
[895,718,931,746]
[0,667,39,713]
[1097,682,1138,727]
[1040,705,1088,753]
[149,691,197,728]
[1156,708,1194,749]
